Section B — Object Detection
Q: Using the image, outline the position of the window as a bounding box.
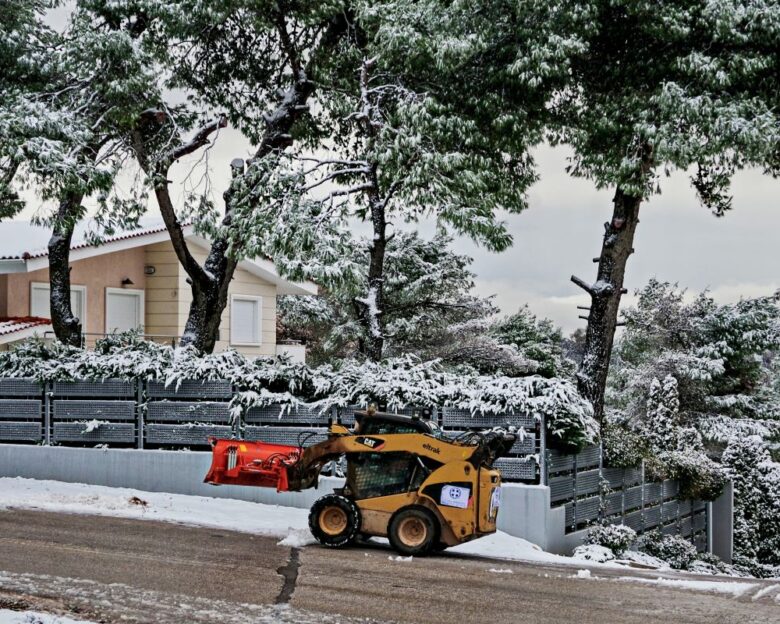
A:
[105,288,144,333]
[348,452,427,499]
[230,295,262,345]
[30,282,87,331]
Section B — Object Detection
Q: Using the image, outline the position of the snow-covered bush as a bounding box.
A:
[721,436,780,576]
[584,524,636,555]
[637,531,697,570]
[571,544,615,563]
[0,336,598,450]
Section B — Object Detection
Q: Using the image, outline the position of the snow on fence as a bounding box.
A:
[0,377,541,483]
[546,444,709,551]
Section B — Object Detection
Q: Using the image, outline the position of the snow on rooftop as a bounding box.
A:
[0,316,51,336]
[0,217,171,260]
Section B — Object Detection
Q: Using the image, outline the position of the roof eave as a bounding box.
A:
[0,323,52,345]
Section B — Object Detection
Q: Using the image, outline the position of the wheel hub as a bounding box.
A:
[398,516,427,547]
[319,505,348,536]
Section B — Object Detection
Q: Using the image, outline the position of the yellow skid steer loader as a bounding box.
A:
[205,409,516,555]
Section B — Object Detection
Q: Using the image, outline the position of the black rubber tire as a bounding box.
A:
[432,541,449,553]
[388,506,439,556]
[309,494,361,548]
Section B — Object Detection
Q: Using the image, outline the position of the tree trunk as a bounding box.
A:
[572,188,642,420]
[47,193,83,347]
[180,225,238,353]
[359,184,387,361]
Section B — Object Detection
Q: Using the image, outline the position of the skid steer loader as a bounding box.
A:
[204,409,517,555]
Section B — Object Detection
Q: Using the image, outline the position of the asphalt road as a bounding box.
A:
[0,510,778,624]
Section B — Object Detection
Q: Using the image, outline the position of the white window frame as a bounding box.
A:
[230,294,263,346]
[104,287,145,334]
[30,282,87,332]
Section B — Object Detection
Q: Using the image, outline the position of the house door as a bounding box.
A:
[105,288,144,333]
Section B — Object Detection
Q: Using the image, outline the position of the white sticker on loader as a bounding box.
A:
[489,487,501,519]
[440,485,470,508]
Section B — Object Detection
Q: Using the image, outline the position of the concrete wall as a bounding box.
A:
[0,444,338,509]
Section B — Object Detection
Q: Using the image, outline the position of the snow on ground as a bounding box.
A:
[0,609,96,624]
[615,576,759,598]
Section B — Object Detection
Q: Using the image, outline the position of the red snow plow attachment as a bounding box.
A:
[204,437,302,492]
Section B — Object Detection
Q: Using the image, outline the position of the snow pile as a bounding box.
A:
[0,610,96,624]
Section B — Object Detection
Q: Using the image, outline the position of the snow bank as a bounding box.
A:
[615,576,759,598]
[0,610,96,624]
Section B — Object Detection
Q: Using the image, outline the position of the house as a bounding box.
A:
[0,219,316,360]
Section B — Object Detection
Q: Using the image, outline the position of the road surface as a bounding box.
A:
[0,510,778,623]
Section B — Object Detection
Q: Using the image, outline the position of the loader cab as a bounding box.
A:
[346,411,443,500]
[353,410,441,437]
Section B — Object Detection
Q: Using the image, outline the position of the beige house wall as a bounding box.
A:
[2,248,146,345]
[0,275,7,316]
[1,239,281,357]
[188,244,277,357]
[143,240,186,340]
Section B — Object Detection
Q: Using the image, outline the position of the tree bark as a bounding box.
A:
[359,173,387,361]
[47,192,84,347]
[572,188,642,420]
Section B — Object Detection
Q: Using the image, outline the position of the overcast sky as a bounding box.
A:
[25,5,780,333]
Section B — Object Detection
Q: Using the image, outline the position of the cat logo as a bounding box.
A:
[356,436,384,450]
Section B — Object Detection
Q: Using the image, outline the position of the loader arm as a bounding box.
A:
[205,420,516,493]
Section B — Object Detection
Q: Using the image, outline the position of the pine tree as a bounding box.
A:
[125,1,347,353]
[559,1,780,421]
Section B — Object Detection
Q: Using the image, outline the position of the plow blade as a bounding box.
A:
[204,438,302,492]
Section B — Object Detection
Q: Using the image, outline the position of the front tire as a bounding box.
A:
[309,494,361,548]
[388,506,438,556]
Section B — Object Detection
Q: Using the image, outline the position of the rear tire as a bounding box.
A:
[388,506,438,556]
[309,494,361,548]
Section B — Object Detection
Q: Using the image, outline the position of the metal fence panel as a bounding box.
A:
[548,450,574,475]
[53,422,135,443]
[0,421,41,441]
[494,457,537,481]
[550,475,574,503]
[643,504,661,528]
[624,485,643,511]
[575,469,601,497]
[244,426,328,447]
[0,399,41,420]
[440,408,535,429]
[577,496,601,524]
[0,379,42,396]
[53,380,134,397]
[245,403,331,425]
[147,379,232,399]
[145,423,232,445]
[147,401,231,423]
[575,445,601,470]
[53,400,135,421]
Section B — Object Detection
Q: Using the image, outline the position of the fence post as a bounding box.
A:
[538,412,547,486]
[43,382,51,445]
[136,379,144,449]
[572,451,578,530]
[640,460,646,534]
